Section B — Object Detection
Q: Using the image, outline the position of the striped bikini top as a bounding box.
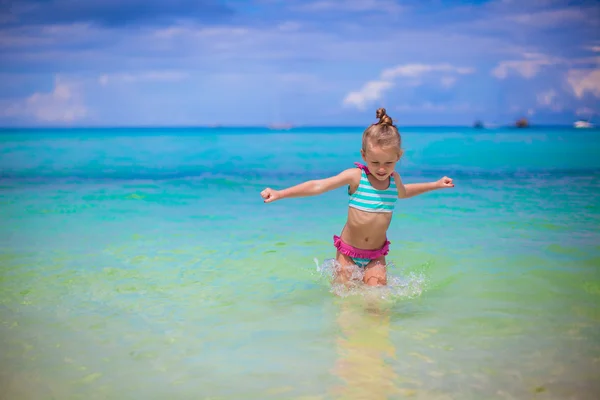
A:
[348,162,398,213]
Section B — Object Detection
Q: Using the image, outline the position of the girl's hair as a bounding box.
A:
[361,108,401,153]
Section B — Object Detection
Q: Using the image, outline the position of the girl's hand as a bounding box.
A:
[261,188,281,203]
[436,176,454,188]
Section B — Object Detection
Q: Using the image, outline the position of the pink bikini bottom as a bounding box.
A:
[333,235,390,268]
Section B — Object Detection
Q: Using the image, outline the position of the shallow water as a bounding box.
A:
[1,127,599,399]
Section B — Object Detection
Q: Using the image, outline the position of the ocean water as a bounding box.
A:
[0,126,599,400]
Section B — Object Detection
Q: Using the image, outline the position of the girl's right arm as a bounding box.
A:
[261,168,359,203]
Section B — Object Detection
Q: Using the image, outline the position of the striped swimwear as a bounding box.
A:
[333,162,398,268]
[348,163,398,213]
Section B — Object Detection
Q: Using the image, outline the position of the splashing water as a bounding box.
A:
[314,257,427,300]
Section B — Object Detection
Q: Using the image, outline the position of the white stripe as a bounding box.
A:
[349,204,394,213]
[359,178,397,186]
[354,191,398,199]
[358,181,397,190]
[351,198,396,205]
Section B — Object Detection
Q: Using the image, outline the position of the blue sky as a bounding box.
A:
[0,0,598,126]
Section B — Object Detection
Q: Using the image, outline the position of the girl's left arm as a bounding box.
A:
[393,172,454,199]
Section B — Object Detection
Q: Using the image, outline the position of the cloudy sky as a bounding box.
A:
[0,0,598,126]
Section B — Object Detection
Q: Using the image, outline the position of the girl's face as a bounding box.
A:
[361,144,402,181]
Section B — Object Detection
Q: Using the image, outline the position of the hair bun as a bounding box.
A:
[376,108,393,126]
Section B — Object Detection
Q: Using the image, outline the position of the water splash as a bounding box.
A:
[314,258,427,300]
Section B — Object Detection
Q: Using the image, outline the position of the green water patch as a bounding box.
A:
[188,214,238,221]
[0,252,26,263]
[391,213,422,221]
[538,222,570,231]
[0,199,16,207]
[517,267,599,307]
[485,253,600,274]
[433,204,479,213]
[82,190,200,205]
[424,269,466,294]
[1,313,135,398]
[25,202,97,215]
[581,256,600,268]
[301,240,323,245]
[583,203,600,213]
[124,193,145,200]
[572,304,600,323]
[546,244,589,257]
[2,242,223,295]
[502,219,569,232]
[583,281,600,296]
[122,184,161,189]
[2,247,599,399]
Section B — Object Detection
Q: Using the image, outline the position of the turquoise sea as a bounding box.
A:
[1,126,599,399]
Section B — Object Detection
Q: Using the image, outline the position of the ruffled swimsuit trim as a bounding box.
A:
[333,235,390,260]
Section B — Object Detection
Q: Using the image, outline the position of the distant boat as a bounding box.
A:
[574,120,594,128]
[473,120,484,129]
[515,118,529,128]
[268,123,294,130]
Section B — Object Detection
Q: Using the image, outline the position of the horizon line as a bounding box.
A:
[0,123,586,130]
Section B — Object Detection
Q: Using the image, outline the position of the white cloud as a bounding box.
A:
[537,89,556,106]
[0,23,107,50]
[455,1,600,35]
[207,72,333,96]
[0,77,87,123]
[98,71,189,86]
[40,23,93,35]
[277,21,302,32]
[576,107,595,117]
[441,76,458,88]
[343,80,394,110]
[567,69,600,98]
[2,14,515,80]
[507,8,589,27]
[293,0,403,13]
[492,52,560,79]
[153,26,249,39]
[381,63,474,80]
[343,63,475,110]
[536,89,562,111]
[492,47,600,110]
[395,102,482,113]
[153,27,190,38]
[4,1,595,125]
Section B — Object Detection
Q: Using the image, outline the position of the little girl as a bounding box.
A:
[261,108,454,286]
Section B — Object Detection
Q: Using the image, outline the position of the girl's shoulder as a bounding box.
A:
[342,166,362,181]
[341,167,362,192]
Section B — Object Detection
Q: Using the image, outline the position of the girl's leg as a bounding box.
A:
[363,256,387,286]
[334,251,356,284]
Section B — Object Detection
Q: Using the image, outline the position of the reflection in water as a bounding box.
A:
[330,296,403,400]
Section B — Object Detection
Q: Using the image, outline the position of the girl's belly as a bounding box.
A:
[340,208,393,250]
